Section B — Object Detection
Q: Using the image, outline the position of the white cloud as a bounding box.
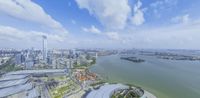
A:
[123,19,200,49]
[171,14,190,24]
[75,0,131,30]
[130,0,145,26]
[0,25,65,44]
[106,32,120,40]
[82,25,101,34]
[82,25,121,41]
[0,0,68,34]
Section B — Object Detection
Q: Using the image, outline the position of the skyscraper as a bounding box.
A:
[42,35,47,62]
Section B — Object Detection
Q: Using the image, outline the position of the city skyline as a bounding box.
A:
[0,0,200,49]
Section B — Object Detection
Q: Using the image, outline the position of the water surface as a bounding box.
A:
[90,54,200,98]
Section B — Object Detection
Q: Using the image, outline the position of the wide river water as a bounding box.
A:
[90,54,200,98]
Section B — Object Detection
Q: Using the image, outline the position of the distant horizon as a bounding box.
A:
[1,47,200,51]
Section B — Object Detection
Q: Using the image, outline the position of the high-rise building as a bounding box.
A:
[47,51,53,65]
[15,53,23,65]
[14,51,26,65]
[42,35,47,62]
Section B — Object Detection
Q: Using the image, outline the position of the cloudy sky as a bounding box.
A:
[0,0,200,49]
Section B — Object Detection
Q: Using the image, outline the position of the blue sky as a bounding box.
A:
[0,0,200,49]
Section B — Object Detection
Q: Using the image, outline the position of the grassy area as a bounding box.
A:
[111,92,140,98]
[111,94,124,98]
[51,84,71,98]
[111,86,142,98]
[52,76,68,81]
[50,80,77,98]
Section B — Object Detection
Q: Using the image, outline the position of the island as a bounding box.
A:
[120,57,145,63]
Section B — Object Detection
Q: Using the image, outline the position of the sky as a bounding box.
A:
[0,0,200,49]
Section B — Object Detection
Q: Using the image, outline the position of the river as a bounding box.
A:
[90,54,200,98]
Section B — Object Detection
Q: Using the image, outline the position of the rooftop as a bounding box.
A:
[86,84,128,98]
[0,74,29,82]
[0,83,33,97]
[6,69,67,75]
[0,78,29,89]
[0,69,68,98]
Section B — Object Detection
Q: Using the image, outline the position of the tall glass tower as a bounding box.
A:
[42,35,47,62]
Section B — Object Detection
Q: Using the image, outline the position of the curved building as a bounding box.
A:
[85,83,156,98]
